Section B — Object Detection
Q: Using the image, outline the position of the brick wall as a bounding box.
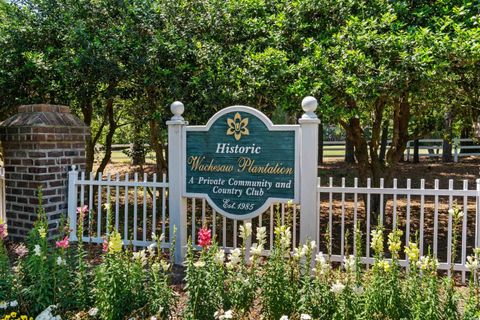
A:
[0,104,90,240]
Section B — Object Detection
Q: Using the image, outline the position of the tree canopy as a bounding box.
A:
[0,0,478,180]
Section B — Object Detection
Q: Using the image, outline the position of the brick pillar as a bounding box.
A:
[0,104,90,240]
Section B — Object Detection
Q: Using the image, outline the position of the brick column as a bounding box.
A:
[0,104,90,240]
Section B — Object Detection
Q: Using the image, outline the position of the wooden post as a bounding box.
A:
[299,96,320,246]
[167,101,188,264]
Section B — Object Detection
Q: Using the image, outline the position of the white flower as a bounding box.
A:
[309,240,317,251]
[300,314,312,320]
[36,305,60,320]
[448,208,455,215]
[222,310,233,319]
[256,226,267,245]
[194,261,206,268]
[279,316,289,320]
[148,243,156,257]
[343,255,356,274]
[88,307,99,316]
[353,286,364,295]
[56,256,66,266]
[9,300,18,307]
[34,244,42,256]
[330,280,346,294]
[250,243,263,256]
[150,317,157,320]
[0,301,6,309]
[214,249,225,265]
[160,260,170,272]
[151,233,165,243]
[239,222,252,239]
[315,252,330,274]
[226,248,242,269]
[417,256,439,271]
[466,255,479,272]
[293,246,306,259]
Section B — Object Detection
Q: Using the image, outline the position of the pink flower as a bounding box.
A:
[77,205,89,216]
[0,221,7,240]
[13,243,28,257]
[55,236,70,249]
[102,238,108,253]
[198,227,212,248]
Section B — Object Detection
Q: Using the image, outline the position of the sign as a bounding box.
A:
[184,106,299,219]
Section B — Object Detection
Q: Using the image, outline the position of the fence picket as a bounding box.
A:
[406,179,411,246]
[420,179,425,256]
[434,179,439,257]
[447,179,453,276]
[365,179,371,266]
[462,180,468,283]
[124,173,129,242]
[115,173,120,232]
[393,179,397,229]
[340,177,345,260]
[143,173,147,243]
[353,177,358,256]
[133,173,138,246]
[97,172,102,238]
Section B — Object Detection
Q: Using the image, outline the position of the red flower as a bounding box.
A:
[198,227,212,248]
[55,236,70,249]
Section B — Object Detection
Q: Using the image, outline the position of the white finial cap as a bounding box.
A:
[301,96,318,119]
[170,101,184,120]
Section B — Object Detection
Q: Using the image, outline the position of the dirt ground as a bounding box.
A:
[98,156,480,189]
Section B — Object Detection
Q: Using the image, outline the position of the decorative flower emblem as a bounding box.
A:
[226,112,249,141]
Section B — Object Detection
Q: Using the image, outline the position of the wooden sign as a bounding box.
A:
[184,106,299,219]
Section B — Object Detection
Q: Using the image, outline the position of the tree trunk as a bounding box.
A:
[379,120,388,163]
[345,138,355,163]
[442,110,453,163]
[149,119,168,174]
[96,99,117,175]
[318,120,323,165]
[131,122,145,166]
[82,102,106,173]
[413,139,420,163]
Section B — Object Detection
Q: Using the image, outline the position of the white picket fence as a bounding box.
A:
[67,168,169,248]
[67,167,480,283]
[0,167,6,222]
[318,177,480,283]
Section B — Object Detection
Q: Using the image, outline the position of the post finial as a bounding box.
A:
[170,101,185,121]
[301,96,318,119]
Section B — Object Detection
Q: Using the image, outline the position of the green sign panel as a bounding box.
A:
[184,106,299,219]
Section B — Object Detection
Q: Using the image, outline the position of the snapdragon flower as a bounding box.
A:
[34,244,42,256]
[226,248,242,269]
[370,229,384,255]
[330,280,346,294]
[239,222,252,239]
[466,255,479,272]
[343,254,356,274]
[404,242,420,263]
[214,249,225,265]
[388,229,403,259]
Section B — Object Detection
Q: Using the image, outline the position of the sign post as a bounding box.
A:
[167,101,188,264]
[298,97,320,245]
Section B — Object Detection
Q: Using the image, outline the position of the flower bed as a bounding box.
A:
[1,193,480,319]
